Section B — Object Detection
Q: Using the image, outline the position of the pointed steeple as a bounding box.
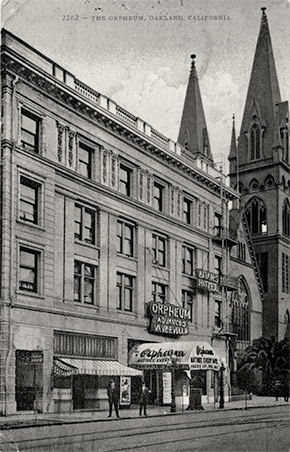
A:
[229,114,237,160]
[237,7,281,164]
[178,55,213,164]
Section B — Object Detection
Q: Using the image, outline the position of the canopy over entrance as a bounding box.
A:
[128,341,221,372]
[53,358,143,377]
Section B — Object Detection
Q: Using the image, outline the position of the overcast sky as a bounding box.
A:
[2,0,290,170]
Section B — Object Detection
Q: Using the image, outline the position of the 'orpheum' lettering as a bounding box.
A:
[147,302,190,336]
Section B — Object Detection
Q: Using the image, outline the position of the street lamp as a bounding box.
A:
[170,355,177,413]
[219,358,226,409]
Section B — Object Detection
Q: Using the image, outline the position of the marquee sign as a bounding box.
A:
[195,269,220,292]
[147,301,190,336]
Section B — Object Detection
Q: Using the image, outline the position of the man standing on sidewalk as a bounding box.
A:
[107,380,120,418]
[139,381,150,417]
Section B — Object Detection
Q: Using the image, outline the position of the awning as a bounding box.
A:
[54,358,143,377]
[128,341,221,372]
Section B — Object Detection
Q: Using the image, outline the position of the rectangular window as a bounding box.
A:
[117,220,134,257]
[153,182,163,212]
[182,246,195,276]
[117,273,134,312]
[152,282,167,304]
[214,255,222,284]
[21,109,40,153]
[203,205,208,230]
[152,234,166,267]
[19,247,39,292]
[197,202,202,228]
[78,142,93,179]
[182,290,195,323]
[183,198,192,224]
[74,261,96,304]
[119,165,132,197]
[215,300,222,328]
[214,213,222,237]
[74,204,96,244]
[19,176,40,224]
[256,252,268,292]
[282,253,289,294]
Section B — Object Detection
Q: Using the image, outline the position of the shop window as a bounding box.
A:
[19,247,39,293]
[214,300,222,328]
[153,182,164,212]
[78,142,93,179]
[152,282,167,304]
[182,246,195,276]
[74,204,96,244]
[19,176,41,224]
[119,165,132,197]
[117,220,134,257]
[74,261,96,304]
[183,198,192,224]
[152,233,166,267]
[21,108,40,153]
[116,272,134,312]
[182,290,195,323]
[256,252,268,292]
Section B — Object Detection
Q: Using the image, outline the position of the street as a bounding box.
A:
[2,406,289,452]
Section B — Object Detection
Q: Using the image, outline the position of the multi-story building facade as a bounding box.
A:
[229,8,290,341]
[0,28,262,415]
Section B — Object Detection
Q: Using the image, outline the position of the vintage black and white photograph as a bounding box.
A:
[0,0,289,450]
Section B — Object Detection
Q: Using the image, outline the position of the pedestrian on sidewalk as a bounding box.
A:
[139,381,150,417]
[107,380,120,418]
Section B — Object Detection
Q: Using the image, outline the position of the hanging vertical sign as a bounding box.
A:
[120,376,131,405]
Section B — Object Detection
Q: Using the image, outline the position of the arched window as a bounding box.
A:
[245,197,267,235]
[231,278,249,344]
[282,199,290,237]
[250,123,261,160]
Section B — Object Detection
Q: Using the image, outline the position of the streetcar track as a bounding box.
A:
[13,412,289,451]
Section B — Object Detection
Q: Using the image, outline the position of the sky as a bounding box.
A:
[2,0,290,171]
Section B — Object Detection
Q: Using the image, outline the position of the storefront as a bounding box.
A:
[129,341,221,407]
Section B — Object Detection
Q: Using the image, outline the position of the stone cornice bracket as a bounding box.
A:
[68,130,76,167]
[56,121,65,163]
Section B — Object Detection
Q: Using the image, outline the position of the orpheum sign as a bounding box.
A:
[147,301,190,336]
[195,269,220,293]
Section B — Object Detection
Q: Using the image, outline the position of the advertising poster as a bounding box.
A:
[120,376,131,405]
[162,371,172,404]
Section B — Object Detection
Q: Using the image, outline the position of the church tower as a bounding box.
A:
[178,55,214,166]
[229,8,290,340]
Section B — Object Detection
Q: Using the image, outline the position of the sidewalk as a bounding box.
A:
[0,396,289,430]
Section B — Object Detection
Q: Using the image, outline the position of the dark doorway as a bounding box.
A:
[15,350,43,411]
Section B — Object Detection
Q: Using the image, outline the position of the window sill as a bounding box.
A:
[116,310,137,316]
[74,240,99,250]
[117,253,137,261]
[17,219,45,231]
[73,302,99,309]
[16,290,45,299]
[152,264,168,270]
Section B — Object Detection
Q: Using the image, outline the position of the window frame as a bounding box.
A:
[152,233,167,268]
[183,197,192,225]
[117,219,134,257]
[119,164,132,197]
[21,108,40,153]
[214,299,222,328]
[182,245,195,276]
[153,181,164,212]
[182,289,195,323]
[116,272,134,312]
[78,141,94,179]
[152,281,167,304]
[74,203,97,245]
[19,175,41,225]
[19,246,40,294]
[73,260,97,305]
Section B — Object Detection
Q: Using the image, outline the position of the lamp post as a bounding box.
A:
[170,355,177,413]
[219,359,225,409]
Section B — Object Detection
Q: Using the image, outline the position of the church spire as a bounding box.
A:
[229,114,237,160]
[237,7,281,164]
[177,55,213,164]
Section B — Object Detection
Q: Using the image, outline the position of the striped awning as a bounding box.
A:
[53,358,78,377]
[54,358,142,377]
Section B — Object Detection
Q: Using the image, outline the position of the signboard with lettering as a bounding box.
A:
[147,301,190,336]
[190,344,220,371]
[195,269,220,292]
[53,388,72,400]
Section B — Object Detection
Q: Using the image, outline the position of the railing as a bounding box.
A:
[151,127,169,147]
[74,79,100,104]
[116,105,137,126]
